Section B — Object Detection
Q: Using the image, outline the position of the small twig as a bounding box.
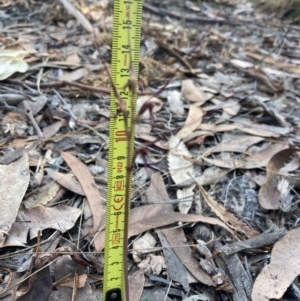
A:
[58,0,93,33]
[7,79,153,95]
[163,279,172,301]
[23,101,43,138]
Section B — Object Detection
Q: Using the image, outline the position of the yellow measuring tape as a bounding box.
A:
[103,0,143,300]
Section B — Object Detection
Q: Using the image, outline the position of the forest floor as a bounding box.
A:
[1,0,300,300]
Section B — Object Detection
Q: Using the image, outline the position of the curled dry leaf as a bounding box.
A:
[149,254,166,275]
[252,228,300,301]
[181,79,206,104]
[0,50,29,80]
[23,181,60,209]
[230,59,279,93]
[135,123,152,136]
[134,133,169,149]
[42,120,64,139]
[132,232,157,262]
[258,148,297,210]
[0,155,30,247]
[197,184,258,239]
[197,166,227,186]
[176,106,204,139]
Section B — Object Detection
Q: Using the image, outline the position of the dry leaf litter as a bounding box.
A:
[0,0,300,300]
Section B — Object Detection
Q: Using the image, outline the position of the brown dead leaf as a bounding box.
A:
[46,168,85,196]
[23,181,60,209]
[146,172,170,205]
[134,133,169,149]
[61,151,102,232]
[42,120,64,139]
[129,269,145,301]
[183,130,213,145]
[197,166,227,186]
[245,51,300,75]
[58,68,87,81]
[258,148,297,210]
[163,227,213,286]
[199,119,290,137]
[182,79,206,104]
[94,204,232,251]
[203,133,265,156]
[132,232,157,262]
[231,59,279,93]
[0,155,30,247]
[210,99,241,116]
[197,185,258,238]
[234,118,290,137]
[0,141,39,165]
[57,274,87,288]
[202,142,289,169]
[176,106,204,139]
[129,204,231,236]
[66,53,81,64]
[199,123,237,133]
[4,205,81,247]
[252,228,300,301]
[177,185,195,214]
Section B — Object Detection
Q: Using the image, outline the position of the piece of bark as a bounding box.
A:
[156,230,189,291]
[220,228,287,255]
[195,244,233,292]
[163,227,214,286]
[214,241,253,301]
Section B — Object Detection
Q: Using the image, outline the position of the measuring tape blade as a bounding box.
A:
[103,0,143,300]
